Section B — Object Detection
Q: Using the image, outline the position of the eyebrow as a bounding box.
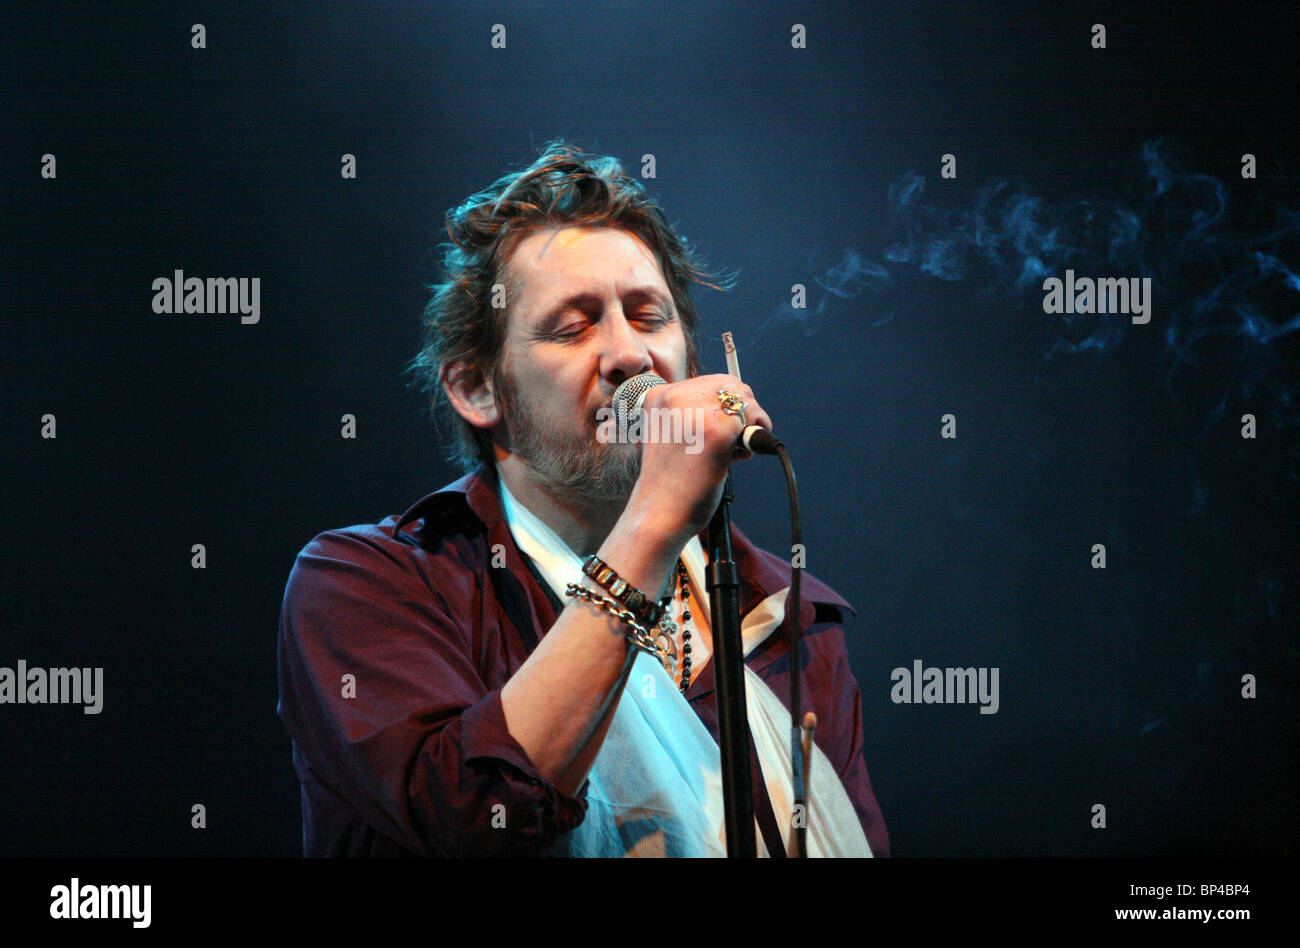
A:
[533,287,674,333]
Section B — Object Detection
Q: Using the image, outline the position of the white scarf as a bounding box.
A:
[498,475,872,857]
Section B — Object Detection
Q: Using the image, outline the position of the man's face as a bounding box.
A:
[492,225,691,505]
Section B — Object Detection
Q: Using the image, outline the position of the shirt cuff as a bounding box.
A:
[459,688,589,828]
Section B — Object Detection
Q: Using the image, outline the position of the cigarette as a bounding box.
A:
[722,331,741,380]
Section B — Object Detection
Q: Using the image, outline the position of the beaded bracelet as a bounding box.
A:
[580,554,664,629]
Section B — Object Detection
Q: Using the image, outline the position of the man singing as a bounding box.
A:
[276,141,889,857]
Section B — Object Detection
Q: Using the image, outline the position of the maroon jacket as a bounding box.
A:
[277,463,889,857]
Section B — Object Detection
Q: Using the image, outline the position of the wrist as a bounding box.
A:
[616,493,691,554]
[597,505,684,602]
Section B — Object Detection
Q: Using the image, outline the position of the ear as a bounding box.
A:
[441,359,502,430]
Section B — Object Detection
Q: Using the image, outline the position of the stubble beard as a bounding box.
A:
[496,367,642,511]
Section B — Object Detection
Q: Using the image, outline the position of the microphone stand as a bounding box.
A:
[706,471,757,857]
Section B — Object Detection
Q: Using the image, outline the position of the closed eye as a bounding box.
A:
[548,309,671,341]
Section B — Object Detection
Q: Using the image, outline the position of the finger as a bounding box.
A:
[743,399,772,432]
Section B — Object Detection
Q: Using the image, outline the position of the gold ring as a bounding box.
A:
[717,389,748,426]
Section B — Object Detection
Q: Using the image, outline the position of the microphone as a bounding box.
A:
[610,372,784,455]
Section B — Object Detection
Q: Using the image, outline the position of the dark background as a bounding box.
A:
[2,1,1296,857]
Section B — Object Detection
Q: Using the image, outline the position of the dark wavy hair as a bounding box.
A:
[406,139,736,473]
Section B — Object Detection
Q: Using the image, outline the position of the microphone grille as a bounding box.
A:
[611,372,667,429]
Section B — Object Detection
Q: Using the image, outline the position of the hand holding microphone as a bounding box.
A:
[612,372,784,458]
[612,368,778,544]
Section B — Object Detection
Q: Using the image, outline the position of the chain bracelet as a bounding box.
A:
[565,582,671,663]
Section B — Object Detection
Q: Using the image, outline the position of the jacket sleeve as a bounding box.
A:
[813,621,891,857]
[277,526,588,856]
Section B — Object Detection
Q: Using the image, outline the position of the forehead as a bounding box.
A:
[504,226,669,306]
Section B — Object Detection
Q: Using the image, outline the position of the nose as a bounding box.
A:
[599,306,654,388]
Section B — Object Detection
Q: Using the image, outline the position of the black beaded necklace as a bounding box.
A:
[661,560,693,695]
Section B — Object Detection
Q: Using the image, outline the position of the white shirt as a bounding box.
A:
[497,471,872,857]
